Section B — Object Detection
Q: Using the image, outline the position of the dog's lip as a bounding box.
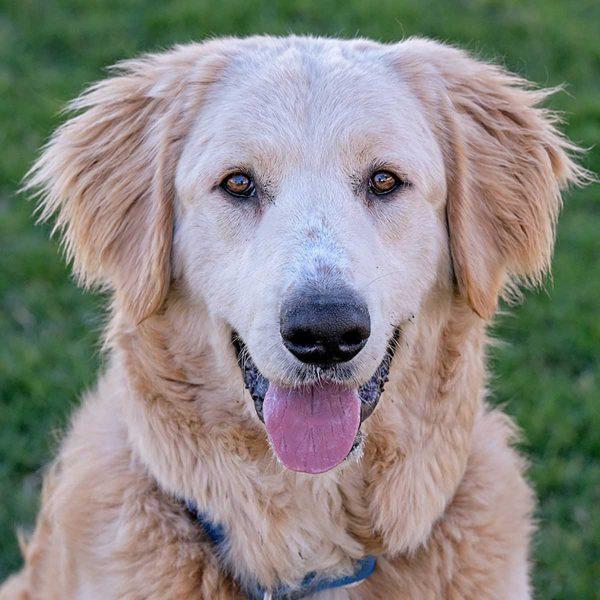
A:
[232,329,400,423]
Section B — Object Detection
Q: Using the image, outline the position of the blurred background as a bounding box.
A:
[0,0,598,596]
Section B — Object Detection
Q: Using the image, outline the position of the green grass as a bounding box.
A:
[0,0,598,596]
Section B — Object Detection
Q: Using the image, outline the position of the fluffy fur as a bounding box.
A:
[1,36,586,599]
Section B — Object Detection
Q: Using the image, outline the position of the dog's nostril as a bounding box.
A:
[340,329,364,347]
[280,287,371,366]
[288,328,319,348]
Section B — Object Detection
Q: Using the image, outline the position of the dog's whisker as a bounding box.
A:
[360,270,404,290]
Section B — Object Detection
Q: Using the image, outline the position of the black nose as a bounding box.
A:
[280,287,371,366]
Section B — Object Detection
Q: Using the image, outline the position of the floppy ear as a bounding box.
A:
[25,43,229,323]
[395,39,587,319]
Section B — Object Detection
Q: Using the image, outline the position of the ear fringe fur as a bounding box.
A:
[22,42,231,322]
[393,38,592,319]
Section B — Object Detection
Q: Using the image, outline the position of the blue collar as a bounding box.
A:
[186,501,376,599]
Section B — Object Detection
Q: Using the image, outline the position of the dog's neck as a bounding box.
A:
[110,290,486,588]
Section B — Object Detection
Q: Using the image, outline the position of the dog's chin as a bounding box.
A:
[232,330,400,474]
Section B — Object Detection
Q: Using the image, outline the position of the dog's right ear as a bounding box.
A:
[24,43,230,323]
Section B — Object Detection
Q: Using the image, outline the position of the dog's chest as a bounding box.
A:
[201,468,370,594]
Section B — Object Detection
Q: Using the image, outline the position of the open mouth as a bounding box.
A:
[233,330,400,474]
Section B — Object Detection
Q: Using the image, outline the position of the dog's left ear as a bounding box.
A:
[25,43,230,323]
[394,39,588,319]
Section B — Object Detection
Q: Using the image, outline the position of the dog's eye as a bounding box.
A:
[368,171,404,195]
[221,173,256,198]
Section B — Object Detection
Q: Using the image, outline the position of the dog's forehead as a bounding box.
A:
[193,39,438,172]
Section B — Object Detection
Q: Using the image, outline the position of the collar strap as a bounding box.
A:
[186,501,376,599]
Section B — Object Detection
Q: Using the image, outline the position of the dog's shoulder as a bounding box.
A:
[8,373,242,600]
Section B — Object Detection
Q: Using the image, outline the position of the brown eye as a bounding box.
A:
[369,171,402,195]
[221,173,256,198]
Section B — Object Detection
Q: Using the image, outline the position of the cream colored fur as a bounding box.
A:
[1,36,586,599]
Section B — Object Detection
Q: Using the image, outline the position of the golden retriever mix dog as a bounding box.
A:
[1,36,586,599]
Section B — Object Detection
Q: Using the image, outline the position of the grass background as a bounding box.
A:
[0,0,598,596]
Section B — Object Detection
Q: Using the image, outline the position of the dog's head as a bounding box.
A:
[28,37,583,474]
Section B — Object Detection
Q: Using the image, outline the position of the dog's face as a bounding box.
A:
[173,43,448,472]
[30,37,579,474]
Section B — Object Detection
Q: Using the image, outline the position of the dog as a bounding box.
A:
[1,35,585,599]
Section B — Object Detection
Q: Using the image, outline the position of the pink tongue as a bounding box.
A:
[263,383,361,474]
